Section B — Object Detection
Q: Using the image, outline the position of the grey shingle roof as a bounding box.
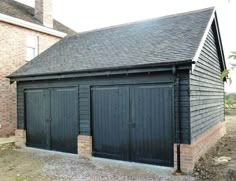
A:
[9,7,214,78]
[0,0,76,35]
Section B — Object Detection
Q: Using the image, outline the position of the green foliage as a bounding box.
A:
[15,175,32,181]
[221,51,236,81]
[221,69,230,80]
[225,93,236,108]
[228,51,236,59]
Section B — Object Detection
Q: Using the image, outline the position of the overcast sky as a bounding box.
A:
[17,0,236,92]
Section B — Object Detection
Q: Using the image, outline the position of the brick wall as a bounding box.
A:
[0,21,60,137]
[78,135,92,157]
[35,0,53,28]
[174,121,226,173]
[15,129,26,148]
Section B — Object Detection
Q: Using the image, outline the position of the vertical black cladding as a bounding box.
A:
[91,86,129,160]
[25,87,78,153]
[25,89,50,149]
[130,85,174,166]
[50,87,78,153]
[92,84,174,166]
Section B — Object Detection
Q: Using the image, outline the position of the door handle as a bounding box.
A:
[46,118,52,123]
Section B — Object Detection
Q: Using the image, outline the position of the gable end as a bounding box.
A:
[192,12,226,74]
[189,23,225,142]
[211,13,226,73]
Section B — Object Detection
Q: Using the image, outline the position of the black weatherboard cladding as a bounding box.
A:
[17,72,191,144]
[176,72,190,143]
[190,25,224,141]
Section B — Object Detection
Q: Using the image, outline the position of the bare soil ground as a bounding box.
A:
[193,114,236,181]
[0,148,56,181]
[0,148,194,181]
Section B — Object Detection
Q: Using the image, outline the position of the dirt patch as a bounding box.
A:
[193,115,236,181]
[0,148,56,181]
[0,142,15,151]
[0,148,194,181]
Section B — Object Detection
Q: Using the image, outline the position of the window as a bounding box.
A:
[26,35,38,61]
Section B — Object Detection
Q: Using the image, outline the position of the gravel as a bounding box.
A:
[41,154,194,181]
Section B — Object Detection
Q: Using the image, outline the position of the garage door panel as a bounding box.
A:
[51,87,78,153]
[130,85,173,166]
[92,86,129,160]
[25,89,50,149]
[91,84,174,166]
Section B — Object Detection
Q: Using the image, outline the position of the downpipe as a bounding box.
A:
[175,75,182,175]
[173,66,182,175]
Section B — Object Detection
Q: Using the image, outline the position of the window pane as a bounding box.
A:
[26,47,35,61]
[26,35,38,61]
[27,35,37,47]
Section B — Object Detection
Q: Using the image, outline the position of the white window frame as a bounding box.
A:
[26,35,39,61]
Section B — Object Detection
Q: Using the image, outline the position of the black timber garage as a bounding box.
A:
[8,8,226,172]
[16,73,177,165]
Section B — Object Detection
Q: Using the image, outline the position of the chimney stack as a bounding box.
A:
[35,0,53,28]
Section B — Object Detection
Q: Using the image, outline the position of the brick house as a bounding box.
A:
[0,0,75,137]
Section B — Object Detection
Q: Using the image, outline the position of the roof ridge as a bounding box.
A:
[73,7,215,36]
[10,0,42,23]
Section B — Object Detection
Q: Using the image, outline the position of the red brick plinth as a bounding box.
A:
[77,135,92,157]
[174,121,226,173]
[15,129,26,148]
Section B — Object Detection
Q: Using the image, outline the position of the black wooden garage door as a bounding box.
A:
[25,87,78,153]
[92,86,129,160]
[92,84,173,166]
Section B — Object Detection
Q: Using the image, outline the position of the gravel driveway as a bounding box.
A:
[2,115,235,181]
[0,148,194,181]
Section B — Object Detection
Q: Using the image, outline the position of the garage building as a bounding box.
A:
[8,7,226,173]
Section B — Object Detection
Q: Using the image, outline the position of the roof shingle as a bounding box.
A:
[9,7,215,78]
